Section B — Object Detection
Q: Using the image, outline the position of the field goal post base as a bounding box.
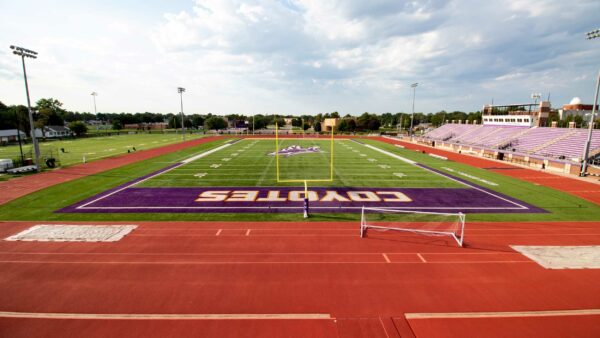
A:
[360,206,465,247]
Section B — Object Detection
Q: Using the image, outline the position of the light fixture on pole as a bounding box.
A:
[531,93,541,105]
[91,92,98,115]
[409,83,418,138]
[177,87,186,141]
[580,29,600,177]
[10,45,41,172]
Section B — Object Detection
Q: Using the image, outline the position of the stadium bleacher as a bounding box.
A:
[422,124,600,161]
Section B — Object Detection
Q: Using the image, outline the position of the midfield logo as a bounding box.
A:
[269,145,321,157]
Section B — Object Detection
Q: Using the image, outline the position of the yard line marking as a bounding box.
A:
[0,311,332,320]
[405,309,600,319]
[382,253,391,263]
[215,229,222,236]
[246,229,251,236]
[417,253,427,263]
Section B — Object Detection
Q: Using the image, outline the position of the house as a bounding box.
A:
[0,129,27,143]
[321,118,339,132]
[34,125,73,138]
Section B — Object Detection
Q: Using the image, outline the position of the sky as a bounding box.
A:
[1,0,599,116]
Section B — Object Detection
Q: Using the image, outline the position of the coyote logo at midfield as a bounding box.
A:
[269,145,321,157]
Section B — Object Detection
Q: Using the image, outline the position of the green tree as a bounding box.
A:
[337,119,348,132]
[204,117,228,130]
[112,120,123,130]
[314,121,322,132]
[68,121,88,136]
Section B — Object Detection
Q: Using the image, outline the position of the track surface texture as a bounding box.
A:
[0,136,225,205]
[1,220,599,337]
[376,136,600,205]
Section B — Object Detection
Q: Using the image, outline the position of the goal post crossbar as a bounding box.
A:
[360,207,465,247]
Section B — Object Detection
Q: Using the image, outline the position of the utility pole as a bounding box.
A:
[10,45,41,172]
[177,87,186,141]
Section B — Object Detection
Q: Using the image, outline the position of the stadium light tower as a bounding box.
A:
[177,87,186,141]
[580,28,600,176]
[531,93,541,105]
[409,83,418,138]
[91,92,98,115]
[10,45,41,172]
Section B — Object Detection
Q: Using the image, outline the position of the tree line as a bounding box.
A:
[19,96,594,137]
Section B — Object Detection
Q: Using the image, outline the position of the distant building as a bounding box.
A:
[123,122,168,130]
[321,118,339,132]
[0,129,27,143]
[481,101,551,127]
[284,118,294,125]
[34,125,73,138]
[559,97,598,120]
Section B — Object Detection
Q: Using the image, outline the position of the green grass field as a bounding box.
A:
[0,133,204,167]
[139,139,461,188]
[0,137,598,222]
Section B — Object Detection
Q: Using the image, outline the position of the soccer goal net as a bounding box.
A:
[360,207,465,247]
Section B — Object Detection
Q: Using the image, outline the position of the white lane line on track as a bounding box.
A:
[0,311,332,320]
[405,309,600,319]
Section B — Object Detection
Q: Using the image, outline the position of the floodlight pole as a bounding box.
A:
[580,70,600,176]
[13,109,24,165]
[178,87,186,141]
[91,92,98,115]
[11,45,41,172]
[580,29,600,176]
[409,83,418,138]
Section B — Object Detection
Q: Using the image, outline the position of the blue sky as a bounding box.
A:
[1,0,599,115]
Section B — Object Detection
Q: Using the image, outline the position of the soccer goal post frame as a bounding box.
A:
[360,207,466,247]
[274,123,334,218]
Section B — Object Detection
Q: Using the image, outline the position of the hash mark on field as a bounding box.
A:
[359,154,367,157]
[394,172,406,178]
[222,158,231,161]
[368,158,377,162]
[210,164,221,168]
[382,253,391,263]
[194,173,207,178]
[378,165,391,169]
[417,253,427,263]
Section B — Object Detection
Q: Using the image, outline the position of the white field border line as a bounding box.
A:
[405,309,600,319]
[360,143,529,210]
[81,206,524,210]
[0,311,332,320]
[77,143,232,209]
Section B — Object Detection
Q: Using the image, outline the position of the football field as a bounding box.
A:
[59,138,543,214]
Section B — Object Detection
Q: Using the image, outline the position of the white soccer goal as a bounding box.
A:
[360,207,465,247]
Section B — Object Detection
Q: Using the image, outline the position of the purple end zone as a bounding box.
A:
[58,185,544,215]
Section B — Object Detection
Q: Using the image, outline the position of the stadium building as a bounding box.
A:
[418,100,600,176]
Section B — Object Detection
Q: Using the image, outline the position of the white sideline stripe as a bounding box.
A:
[182,143,232,163]
[405,309,600,319]
[0,311,332,320]
[359,143,529,210]
[361,144,417,164]
[79,143,231,209]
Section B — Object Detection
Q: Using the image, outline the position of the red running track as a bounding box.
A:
[0,221,599,337]
[0,136,226,205]
[375,136,600,205]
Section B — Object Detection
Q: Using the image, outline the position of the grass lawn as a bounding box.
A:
[0,137,598,222]
[0,132,205,167]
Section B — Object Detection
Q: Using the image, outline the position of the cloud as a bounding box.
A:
[1,0,600,114]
